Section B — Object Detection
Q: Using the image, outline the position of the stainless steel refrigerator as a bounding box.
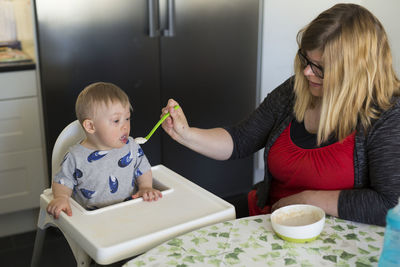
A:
[34,0,261,199]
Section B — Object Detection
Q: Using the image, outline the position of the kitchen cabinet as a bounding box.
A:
[0,69,47,215]
[0,1,47,233]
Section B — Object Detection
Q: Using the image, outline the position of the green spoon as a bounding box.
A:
[135,105,180,144]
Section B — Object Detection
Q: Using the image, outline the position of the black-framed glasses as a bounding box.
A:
[297,49,324,79]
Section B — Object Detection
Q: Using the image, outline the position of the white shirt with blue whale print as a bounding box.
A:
[53,137,151,210]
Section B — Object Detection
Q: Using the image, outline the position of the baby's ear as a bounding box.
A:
[82,119,96,134]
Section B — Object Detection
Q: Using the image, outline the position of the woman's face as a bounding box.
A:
[302,49,324,97]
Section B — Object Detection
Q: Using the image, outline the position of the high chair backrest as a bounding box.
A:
[51,120,85,178]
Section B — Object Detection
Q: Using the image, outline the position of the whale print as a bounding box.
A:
[80,188,96,199]
[73,185,77,194]
[60,152,69,166]
[58,178,65,185]
[124,196,133,202]
[131,175,136,187]
[137,147,144,157]
[70,179,78,193]
[87,150,108,162]
[134,168,143,178]
[118,151,133,167]
[109,175,119,193]
[73,168,83,179]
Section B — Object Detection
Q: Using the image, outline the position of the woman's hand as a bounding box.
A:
[160,98,234,160]
[271,191,309,212]
[271,190,339,217]
[161,99,190,144]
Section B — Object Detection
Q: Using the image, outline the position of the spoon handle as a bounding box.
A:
[145,105,180,140]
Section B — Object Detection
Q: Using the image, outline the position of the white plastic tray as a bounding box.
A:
[39,165,236,264]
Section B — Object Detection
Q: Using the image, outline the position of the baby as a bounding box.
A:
[47,82,162,218]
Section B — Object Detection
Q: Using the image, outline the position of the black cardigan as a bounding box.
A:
[225,76,400,226]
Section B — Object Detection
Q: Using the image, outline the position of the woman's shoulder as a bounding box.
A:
[366,96,400,136]
[269,76,295,97]
[377,96,400,120]
[260,76,295,113]
[390,96,400,110]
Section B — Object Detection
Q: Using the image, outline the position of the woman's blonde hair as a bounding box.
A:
[294,3,400,145]
[75,82,132,124]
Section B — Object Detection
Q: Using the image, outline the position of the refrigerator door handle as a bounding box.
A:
[163,0,175,37]
[148,0,160,37]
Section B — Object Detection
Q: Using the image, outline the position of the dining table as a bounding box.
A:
[123,214,385,267]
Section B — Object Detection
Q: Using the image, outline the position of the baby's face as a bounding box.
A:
[92,101,131,150]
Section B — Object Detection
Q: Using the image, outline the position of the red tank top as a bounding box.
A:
[267,122,355,205]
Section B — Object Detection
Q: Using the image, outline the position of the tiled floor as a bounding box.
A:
[0,194,248,267]
[0,227,75,267]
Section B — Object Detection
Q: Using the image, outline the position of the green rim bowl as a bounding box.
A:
[271,204,325,243]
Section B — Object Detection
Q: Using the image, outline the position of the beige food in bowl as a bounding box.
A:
[271,204,325,242]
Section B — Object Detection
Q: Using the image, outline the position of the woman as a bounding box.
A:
[161,3,400,226]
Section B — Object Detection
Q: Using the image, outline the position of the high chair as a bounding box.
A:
[30,120,236,266]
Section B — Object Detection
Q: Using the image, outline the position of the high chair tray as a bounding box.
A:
[39,165,235,264]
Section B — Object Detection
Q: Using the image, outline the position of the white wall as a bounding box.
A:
[362,0,400,75]
[255,0,400,183]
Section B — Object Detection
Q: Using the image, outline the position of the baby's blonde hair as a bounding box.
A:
[294,3,400,145]
[75,82,132,124]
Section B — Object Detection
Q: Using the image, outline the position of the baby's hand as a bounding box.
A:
[132,187,162,202]
[47,196,72,219]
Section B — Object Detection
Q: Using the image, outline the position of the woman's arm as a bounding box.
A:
[162,99,234,160]
[339,103,400,225]
[162,78,295,161]
[271,190,340,217]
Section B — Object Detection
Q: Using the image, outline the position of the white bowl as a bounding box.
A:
[271,204,325,243]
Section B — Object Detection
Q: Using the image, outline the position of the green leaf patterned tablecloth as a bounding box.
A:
[123,215,384,267]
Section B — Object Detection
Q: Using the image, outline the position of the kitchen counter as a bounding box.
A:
[0,60,35,72]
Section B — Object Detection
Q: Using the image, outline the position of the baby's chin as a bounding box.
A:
[117,141,128,148]
[107,140,128,150]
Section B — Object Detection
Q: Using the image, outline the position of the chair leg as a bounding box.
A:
[33,204,91,266]
[63,233,92,267]
[30,227,47,267]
